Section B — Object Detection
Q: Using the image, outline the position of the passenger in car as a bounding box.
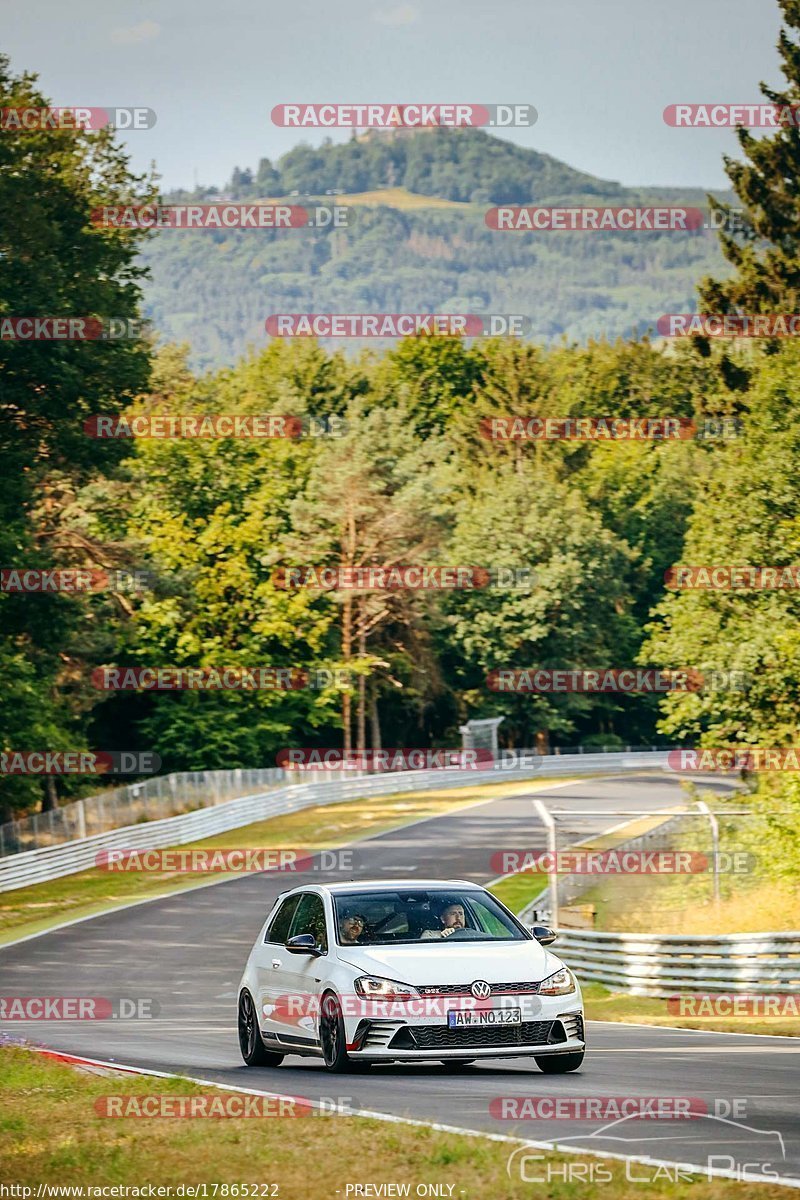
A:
[339,911,368,944]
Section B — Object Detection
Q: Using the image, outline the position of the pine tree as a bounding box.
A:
[699,0,800,313]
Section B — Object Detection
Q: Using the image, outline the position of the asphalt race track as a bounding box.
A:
[2,773,798,1186]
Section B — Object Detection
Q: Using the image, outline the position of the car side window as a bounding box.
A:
[264,895,301,944]
[288,892,328,952]
[471,899,508,936]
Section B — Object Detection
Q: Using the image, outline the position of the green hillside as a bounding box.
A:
[142,128,731,369]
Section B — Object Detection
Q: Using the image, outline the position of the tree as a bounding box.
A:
[255,157,281,195]
[0,56,153,815]
[641,344,800,746]
[96,345,354,771]
[441,456,639,750]
[287,398,447,754]
[698,0,800,315]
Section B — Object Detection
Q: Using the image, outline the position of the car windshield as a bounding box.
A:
[333,889,527,946]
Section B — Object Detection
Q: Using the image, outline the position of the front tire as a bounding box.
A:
[319,992,353,1073]
[238,990,284,1067]
[534,1051,584,1073]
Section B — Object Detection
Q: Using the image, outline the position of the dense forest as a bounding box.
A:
[3,0,800,823]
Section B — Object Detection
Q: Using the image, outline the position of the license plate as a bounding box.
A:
[447,1006,522,1027]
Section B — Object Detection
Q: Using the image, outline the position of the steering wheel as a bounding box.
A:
[443,926,479,940]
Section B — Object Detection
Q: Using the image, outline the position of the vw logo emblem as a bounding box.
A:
[470,980,491,999]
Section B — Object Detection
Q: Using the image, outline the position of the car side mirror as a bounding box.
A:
[285,933,324,956]
[530,925,557,945]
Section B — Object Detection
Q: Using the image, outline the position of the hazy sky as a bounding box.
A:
[4,0,786,191]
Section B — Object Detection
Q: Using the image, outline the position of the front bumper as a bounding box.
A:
[346,1007,585,1060]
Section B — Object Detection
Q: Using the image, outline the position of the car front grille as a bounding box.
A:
[390,1019,561,1051]
[416,981,541,996]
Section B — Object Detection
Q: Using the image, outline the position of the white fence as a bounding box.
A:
[0,749,672,892]
[556,929,800,997]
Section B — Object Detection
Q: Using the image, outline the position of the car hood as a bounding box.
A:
[337,939,558,984]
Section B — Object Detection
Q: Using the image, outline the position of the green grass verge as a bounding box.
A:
[489,868,546,914]
[486,793,800,1039]
[582,982,800,1038]
[487,804,679,916]
[1,1046,791,1197]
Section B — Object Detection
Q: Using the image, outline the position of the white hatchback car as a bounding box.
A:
[237,880,585,1073]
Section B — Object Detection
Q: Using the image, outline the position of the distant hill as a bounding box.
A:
[141,128,731,369]
[169,126,633,206]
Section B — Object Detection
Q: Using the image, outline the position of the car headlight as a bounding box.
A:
[539,968,576,996]
[353,976,419,1000]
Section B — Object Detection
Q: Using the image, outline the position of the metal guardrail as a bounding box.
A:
[556,929,800,997]
[0,749,672,892]
[0,768,288,857]
[0,745,669,857]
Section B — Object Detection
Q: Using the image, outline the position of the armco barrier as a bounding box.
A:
[0,749,672,892]
[556,929,800,997]
[0,768,288,856]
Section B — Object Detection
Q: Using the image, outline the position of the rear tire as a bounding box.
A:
[534,1051,584,1073]
[320,992,353,1073]
[238,990,284,1067]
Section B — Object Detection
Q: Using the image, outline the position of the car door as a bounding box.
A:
[254,893,302,1040]
[279,891,330,1050]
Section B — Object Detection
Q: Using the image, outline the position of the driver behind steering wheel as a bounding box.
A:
[421,901,466,939]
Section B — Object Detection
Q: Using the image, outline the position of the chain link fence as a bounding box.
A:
[0,768,287,857]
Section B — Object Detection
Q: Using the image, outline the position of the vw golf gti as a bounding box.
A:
[237,880,585,1072]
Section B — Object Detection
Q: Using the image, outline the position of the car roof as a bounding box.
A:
[275,879,482,898]
[325,879,481,892]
